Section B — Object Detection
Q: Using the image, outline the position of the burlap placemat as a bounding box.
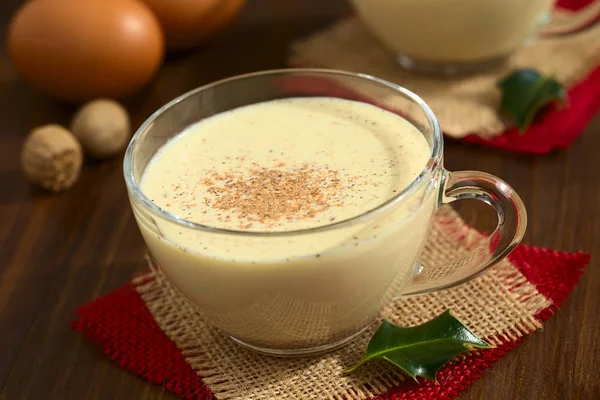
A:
[133,206,551,400]
[288,9,600,139]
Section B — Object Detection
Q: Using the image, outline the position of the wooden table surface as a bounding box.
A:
[1,1,598,399]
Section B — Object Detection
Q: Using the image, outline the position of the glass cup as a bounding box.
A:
[351,0,600,75]
[124,69,527,356]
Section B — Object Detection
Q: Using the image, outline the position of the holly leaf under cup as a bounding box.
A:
[497,68,566,132]
[344,309,490,381]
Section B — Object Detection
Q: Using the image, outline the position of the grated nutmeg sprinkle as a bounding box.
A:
[202,162,345,227]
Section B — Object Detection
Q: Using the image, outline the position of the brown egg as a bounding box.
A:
[8,0,165,103]
[142,0,246,51]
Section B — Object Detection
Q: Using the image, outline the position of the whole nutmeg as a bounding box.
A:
[21,125,83,192]
[70,99,131,158]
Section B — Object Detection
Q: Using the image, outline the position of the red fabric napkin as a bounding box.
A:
[71,245,590,400]
[462,65,600,154]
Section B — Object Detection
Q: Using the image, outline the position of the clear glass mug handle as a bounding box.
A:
[537,0,600,37]
[403,170,527,296]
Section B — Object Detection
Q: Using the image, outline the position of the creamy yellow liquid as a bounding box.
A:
[352,0,553,63]
[136,98,438,349]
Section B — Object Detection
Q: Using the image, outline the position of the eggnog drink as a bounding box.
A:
[137,97,437,350]
[352,0,554,64]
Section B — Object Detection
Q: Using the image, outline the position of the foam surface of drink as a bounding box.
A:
[142,97,429,233]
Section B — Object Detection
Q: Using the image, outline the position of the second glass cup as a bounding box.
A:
[351,0,600,74]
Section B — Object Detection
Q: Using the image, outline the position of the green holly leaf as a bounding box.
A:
[344,309,490,381]
[497,69,566,132]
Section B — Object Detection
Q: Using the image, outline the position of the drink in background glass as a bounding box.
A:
[124,69,527,356]
[351,0,555,74]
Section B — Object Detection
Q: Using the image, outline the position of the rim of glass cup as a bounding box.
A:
[123,68,443,237]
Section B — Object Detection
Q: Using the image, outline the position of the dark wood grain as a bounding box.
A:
[0,1,598,399]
